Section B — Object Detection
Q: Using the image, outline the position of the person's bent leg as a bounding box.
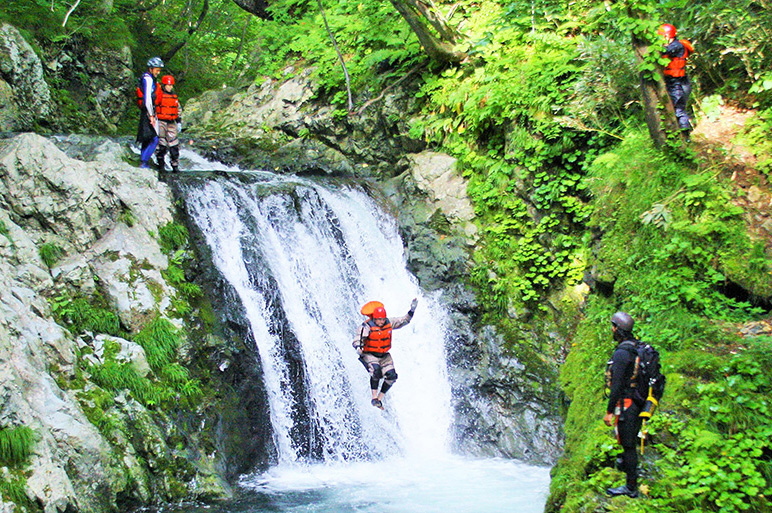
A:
[380,369,398,396]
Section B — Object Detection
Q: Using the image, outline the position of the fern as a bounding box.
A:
[158,222,189,254]
[133,316,180,370]
[0,426,34,466]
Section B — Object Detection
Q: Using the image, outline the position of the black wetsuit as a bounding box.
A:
[607,339,643,491]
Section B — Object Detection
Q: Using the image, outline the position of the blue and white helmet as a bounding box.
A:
[146,56,165,69]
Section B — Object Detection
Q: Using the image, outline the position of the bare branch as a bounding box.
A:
[317,0,353,111]
[62,0,82,28]
[355,63,426,116]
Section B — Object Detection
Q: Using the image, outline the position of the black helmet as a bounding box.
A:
[611,311,634,332]
[146,56,165,69]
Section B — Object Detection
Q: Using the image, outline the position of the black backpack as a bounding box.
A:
[607,340,666,412]
[634,342,666,404]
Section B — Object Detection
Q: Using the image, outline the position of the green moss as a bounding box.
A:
[39,242,65,268]
[119,208,137,228]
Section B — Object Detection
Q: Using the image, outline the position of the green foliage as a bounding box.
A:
[90,360,163,406]
[585,132,767,349]
[158,222,189,254]
[38,242,65,269]
[134,316,180,371]
[243,0,423,105]
[737,107,772,177]
[0,426,35,467]
[414,25,599,314]
[667,0,772,96]
[84,314,203,410]
[0,426,36,509]
[51,294,123,336]
[0,475,30,507]
[551,131,772,512]
[157,222,204,318]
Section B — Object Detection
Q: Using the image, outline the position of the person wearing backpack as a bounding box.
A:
[603,311,643,498]
[658,23,695,138]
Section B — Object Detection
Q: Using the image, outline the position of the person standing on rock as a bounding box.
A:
[154,74,182,173]
[136,57,163,169]
[603,311,643,498]
[658,23,694,138]
[353,299,418,409]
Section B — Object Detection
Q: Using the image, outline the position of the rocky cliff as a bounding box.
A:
[0,133,269,512]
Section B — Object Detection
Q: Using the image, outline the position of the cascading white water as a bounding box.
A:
[174,149,550,513]
[182,172,452,463]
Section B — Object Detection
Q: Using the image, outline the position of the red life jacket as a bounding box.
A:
[136,73,162,109]
[664,39,694,78]
[156,91,180,121]
[362,319,392,353]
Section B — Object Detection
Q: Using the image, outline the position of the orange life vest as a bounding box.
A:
[136,74,162,109]
[663,39,694,78]
[362,319,392,353]
[156,91,180,121]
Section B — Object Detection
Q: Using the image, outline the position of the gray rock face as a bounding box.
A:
[0,23,52,131]
[186,68,424,175]
[406,151,478,240]
[0,133,233,512]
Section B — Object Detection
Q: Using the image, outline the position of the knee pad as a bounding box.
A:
[383,369,398,383]
[370,364,383,380]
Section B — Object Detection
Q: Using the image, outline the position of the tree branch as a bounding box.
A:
[62,0,82,28]
[355,63,426,116]
[231,0,272,20]
[317,0,353,111]
[162,0,210,64]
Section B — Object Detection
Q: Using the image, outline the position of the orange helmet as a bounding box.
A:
[161,75,175,85]
[372,306,387,319]
[657,24,677,39]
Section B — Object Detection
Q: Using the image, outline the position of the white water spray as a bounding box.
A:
[182,172,452,463]
[175,151,550,512]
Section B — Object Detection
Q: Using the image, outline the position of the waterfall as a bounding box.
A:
[177,171,453,464]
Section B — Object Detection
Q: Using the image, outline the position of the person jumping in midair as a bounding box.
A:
[353,299,418,409]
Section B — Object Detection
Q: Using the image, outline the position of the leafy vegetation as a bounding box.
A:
[4,0,772,509]
[547,132,771,511]
[0,426,36,508]
[38,242,65,269]
[51,293,123,337]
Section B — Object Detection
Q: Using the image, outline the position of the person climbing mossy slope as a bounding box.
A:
[658,23,695,138]
[353,299,418,410]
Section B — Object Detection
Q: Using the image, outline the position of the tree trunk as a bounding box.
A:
[388,0,466,64]
[162,0,210,64]
[231,0,272,20]
[628,10,683,149]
